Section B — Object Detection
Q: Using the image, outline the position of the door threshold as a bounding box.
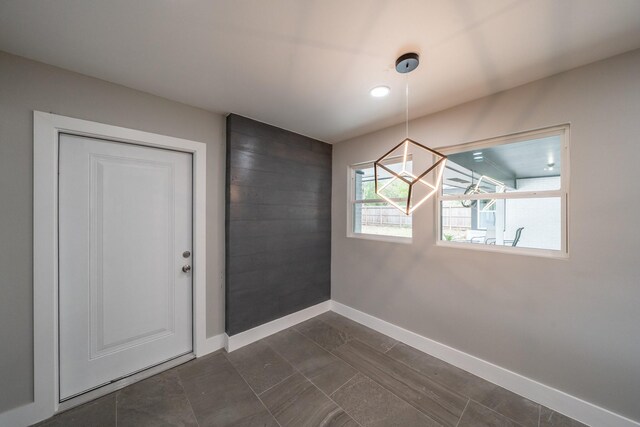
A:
[57,352,195,413]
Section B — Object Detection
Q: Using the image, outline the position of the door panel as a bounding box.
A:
[59,134,193,400]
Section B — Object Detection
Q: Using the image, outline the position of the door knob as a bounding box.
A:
[182,265,191,273]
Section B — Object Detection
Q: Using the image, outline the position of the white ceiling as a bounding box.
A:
[1,1,639,143]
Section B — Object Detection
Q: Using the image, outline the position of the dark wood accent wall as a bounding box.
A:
[225,114,332,335]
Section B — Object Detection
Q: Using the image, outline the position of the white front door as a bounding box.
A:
[58,133,193,400]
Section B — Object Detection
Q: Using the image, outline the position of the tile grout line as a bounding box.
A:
[296,316,356,355]
[538,404,541,427]
[328,372,358,398]
[318,314,398,354]
[313,380,364,427]
[263,336,364,427]
[276,327,359,395]
[367,339,471,403]
[174,369,202,427]
[467,398,529,427]
[455,398,470,427]
[257,372,297,397]
[252,391,284,427]
[221,351,284,427]
[384,340,399,354]
[266,327,361,398]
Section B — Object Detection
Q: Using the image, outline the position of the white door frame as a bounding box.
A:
[23,111,207,425]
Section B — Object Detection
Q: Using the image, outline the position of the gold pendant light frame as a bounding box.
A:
[374,138,447,215]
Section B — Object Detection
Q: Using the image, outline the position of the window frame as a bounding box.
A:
[347,159,413,244]
[435,124,570,259]
[476,199,498,231]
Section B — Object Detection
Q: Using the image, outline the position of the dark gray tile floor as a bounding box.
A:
[33,312,588,427]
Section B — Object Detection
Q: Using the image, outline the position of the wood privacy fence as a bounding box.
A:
[361,206,471,228]
[441,206,472,228]
[361,206,412,227]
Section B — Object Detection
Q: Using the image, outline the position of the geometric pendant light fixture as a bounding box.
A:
[374,53,447,215]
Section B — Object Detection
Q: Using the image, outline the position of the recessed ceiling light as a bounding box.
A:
[473,152,483,156]
[370,85,390,98]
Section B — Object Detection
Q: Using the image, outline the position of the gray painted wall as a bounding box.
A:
[332,49,640,422]
[0,51,226,413]
[226,114,332,335]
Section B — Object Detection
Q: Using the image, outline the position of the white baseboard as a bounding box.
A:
[0,401,43,427]
[197,333,226,357]
[331,301,639,427]
[225,300,332,352]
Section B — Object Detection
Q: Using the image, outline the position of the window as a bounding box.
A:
[437,125,569,257]
[348,158,412,241]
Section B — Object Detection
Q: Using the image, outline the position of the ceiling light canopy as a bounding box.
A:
[395,52,420,73]
[370,85,390,97]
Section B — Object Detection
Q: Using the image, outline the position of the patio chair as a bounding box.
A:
[470,223,496,245]
[505,227,525,247]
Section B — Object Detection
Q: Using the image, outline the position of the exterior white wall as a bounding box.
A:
[331,49,640,422]
[505,177,562,250]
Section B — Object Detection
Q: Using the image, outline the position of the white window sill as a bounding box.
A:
[436,240,568,259]
[347,232,412,244]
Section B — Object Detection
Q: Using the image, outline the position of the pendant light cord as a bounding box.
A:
[405,74,409,138]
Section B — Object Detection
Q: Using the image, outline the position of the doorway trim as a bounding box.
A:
[31,111,208,424]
